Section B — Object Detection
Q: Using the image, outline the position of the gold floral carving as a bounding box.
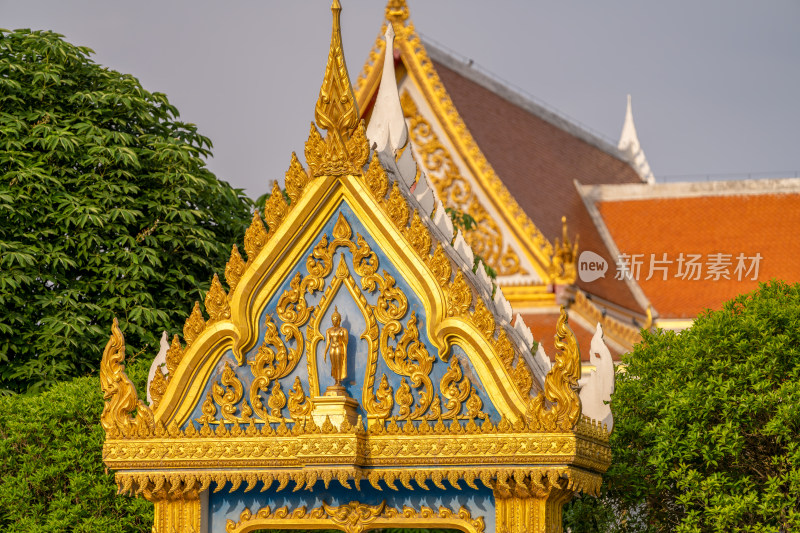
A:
[530,307,582,432]
[182,301,205,347]
[149,367,167,410]
[263,181,288,232]
[287,377,312,419]
[400,92,526,277]
[548,216,578,285]
[428,242,452,286]
[225,244,246,293]
[284,152,309,205]
[471,297,496,340]
[364,152,389,199]
[268,381,287,418]
[386,182,409,228]
[100,319,154,439]
[165,334,183,376]
[379,311,434,419]
[406,210,432,256]
[446,271,472,317]
[205,274,231,323]
[210,361,246,423]
[226,500,485,533]
[243,210,268,262]
[440,356,471,420]
[305,0,369,177]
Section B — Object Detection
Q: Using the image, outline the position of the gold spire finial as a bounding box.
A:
[548,215,579,285]
[305,0,369,177]
[386,0,409,23]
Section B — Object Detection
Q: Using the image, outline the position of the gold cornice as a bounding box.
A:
[354,12,557,286]
[570,289,642,351]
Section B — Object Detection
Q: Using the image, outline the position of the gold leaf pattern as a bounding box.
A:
[428,242,452,286]
[386,182,409,228]
[205,274,231,323]
[405,210,432,256]
[284,152,309,205]
[263,181,288,233]
[212,361,244,423]
[364,152,389,199]
[183,301,205,347]
[268,381,287,419]
[395,378,413,420]
[471,297,495,340]
[440,356,471,420]
[225,244,246,293]
[287,377,312,419]
[244,210,268,262]
[446,271,472,317]
[165,334,183,376]
[149,366,167,410]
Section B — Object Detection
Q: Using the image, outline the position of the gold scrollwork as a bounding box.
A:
[446,271,472,317]
[263,181,289,233]
[182,301,205,347]
[211,361,245,423]
[243,210,268,263]
[304,1,369,177]
[165,335,183,377]
[379,311,434,419]
[530,307,582,432]
[100,319,154,439]
[225,500,485,533]
[439,356,471,420]
[205,274,231,323]
[284,152,309,205]
[225,244,246,293]
[400,91,526,277]
[287,377,312,419]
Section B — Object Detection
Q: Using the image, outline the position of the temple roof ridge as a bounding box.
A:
[422,40,635,168]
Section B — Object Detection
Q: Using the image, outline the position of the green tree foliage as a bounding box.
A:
[564,280,800,532]
[0,357,153,532]
[0,29,253,393]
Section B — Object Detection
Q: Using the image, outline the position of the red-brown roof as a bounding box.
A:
[597,193,800,318]
[431,57,645,313]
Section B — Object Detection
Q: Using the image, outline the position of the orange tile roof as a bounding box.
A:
[597,193,800,318]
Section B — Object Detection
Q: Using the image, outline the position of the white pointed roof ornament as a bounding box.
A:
[146,331,169,405]
[618,94,655,185]
[578,323,615,431]
[365,23,408,155]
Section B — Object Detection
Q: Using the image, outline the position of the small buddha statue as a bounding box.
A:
[323,306,348,388]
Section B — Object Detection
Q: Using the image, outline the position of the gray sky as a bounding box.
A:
[3,1,799,198]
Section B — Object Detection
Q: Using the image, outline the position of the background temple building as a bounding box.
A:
[357,0,800,359]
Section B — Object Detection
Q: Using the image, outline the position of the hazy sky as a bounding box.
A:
[3,1,799,198]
